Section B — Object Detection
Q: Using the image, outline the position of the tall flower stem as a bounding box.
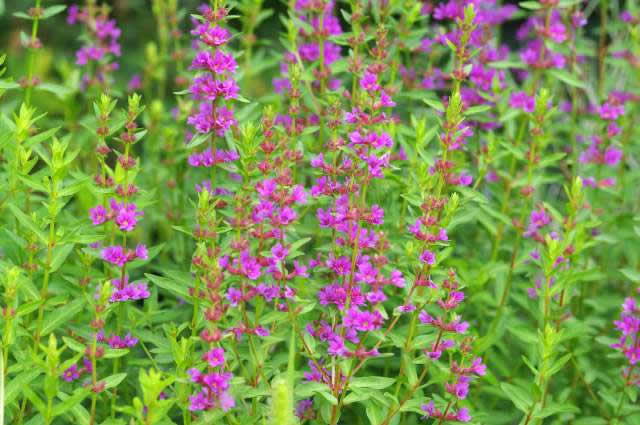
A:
[24,0,42,106]
[34,173,58,351]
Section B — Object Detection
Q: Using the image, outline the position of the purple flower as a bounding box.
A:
[102,246,127,267]
[599,103,625,120]
[456,407,472,422]
[360,71,380,92]
[509,91,535,113]
[203,348,225,367]
[604,146,623,166]
[89,205,108,225]
[192,24,231,46]
[62,364,80,382]
[113,202,144,231]
[227,288,242,306]
[612,296,640,365]
[107,333,139,348]
[128,74,142,91]
[271,243,289,263]
[135,244,148,260]
[76,46,105,66]
[295,399,314,420]
[420,250,436,265]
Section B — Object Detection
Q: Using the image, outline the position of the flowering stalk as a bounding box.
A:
[22,0,43,105]
[67,2,122,91]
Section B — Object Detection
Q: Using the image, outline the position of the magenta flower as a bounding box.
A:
[420,250,436,265]
[271,243,289,263]
[62,364,80,382]
[135,244,148,260]
[114,202,144,231]
[102,245,128,267]
[89,205,108,225]
[509,91,535,113]
[360,71,380,92]
[612,296,640,365]
[599,103,625,120]
[604,146,623,166]
[203,348,225,367]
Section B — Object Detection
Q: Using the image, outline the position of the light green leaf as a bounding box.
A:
[41,5,67,19]
[350,376,396,390]
[52,388,90,417]
[422,98,444,112]
[0,353,4,425]
[49,244,75,274]
[548,69,587,89]
[57,391,90,424]
[5,370,41,405]
[500,382,532,412]
[0,80,19,89]
[146,273,190,301]
[42,298,84,336]
[103,373,127,390]
[24,127,60,149]
[519,1,542,9]
[620,268,640,283]
[7,203,47,243]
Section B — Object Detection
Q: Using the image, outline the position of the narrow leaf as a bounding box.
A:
[42,298,84,336]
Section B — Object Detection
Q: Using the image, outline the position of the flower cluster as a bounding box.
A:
[612,296,640,376]
[187,4,239,165]
[188,348,235,411]
[419,270,485,422]
[67,3,121,87]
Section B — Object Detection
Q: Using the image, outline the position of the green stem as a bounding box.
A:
[34,181,57,351]
[24,0,42,106]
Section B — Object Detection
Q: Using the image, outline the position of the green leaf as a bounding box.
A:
[500,382,532,412]
[519,1,542,10]
[103,373,127,390]
[41,5,67,19]
[186,133,209,149]
[57,391,90,424]
[58,178,89,197]
[344,388,372,405]
[0,80,20,89]
[52,388,90,417]
[350,376,396,390]
[301,126,319,135]
[41,298,85,336]
[62,336,86,353]
[365,402,384,425]
[37,83,72,99]
[548,69,586,89]
[19,175,47,192]
[24,127,60,149]
[13,11,33,20]
[422,98,444,112]
[49,243,75,274]
[7,203,47,243]
[146,273,191,301]
[295,381,336,404]
[0,353,4,425]
[488,60,526,69]
[5,370,41,405]
[548,353,572,377]
[620,268,640,283]
[104,348,130,359]
[533,402,579,419]
[465,104,491,115]
[23,387,47,417]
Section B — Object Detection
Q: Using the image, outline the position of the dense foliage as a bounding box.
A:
[1,0,640,424]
